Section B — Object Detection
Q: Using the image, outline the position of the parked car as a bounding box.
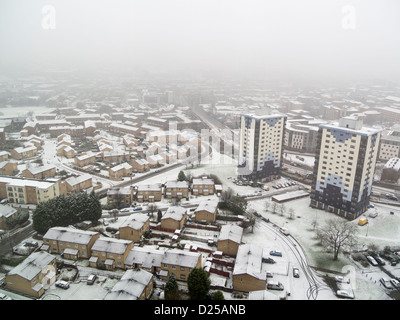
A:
[55,280,70,289]
[267,281,284,291]
[0,293,12,300]
[375,257,386,266]
[24,241,39,248]
[366,255,379,266]
[368,212,378,218]
[293,267,300,278]
[133,207,143,211]
[390,278,400,289]
[262,257,275,264]
[87,274,97,285]
[336,290,354,299]
[335,276,350,284]
[266,272,273,278]
[270,250,282,257]
[380,278,393,289]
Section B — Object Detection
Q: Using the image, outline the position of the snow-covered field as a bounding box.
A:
[0,106,54,117]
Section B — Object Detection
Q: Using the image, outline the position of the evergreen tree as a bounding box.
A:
[178,170,186,181]
[187,268,210,300]
[32,192,102,234]
[165,274,180,300]
[211,291,224,300]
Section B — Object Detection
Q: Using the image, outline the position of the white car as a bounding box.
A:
[336,290,354,299]
[335,276,350,284]
[380,278,393,289]
[390,279,400,289]
[55,280,70,289]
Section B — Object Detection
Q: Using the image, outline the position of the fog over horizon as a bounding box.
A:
[1,0,399,83]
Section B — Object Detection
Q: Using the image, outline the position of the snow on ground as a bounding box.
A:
[0,106,54,118]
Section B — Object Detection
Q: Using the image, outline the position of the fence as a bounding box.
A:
[209,267,230,278]
[185,223,220,232]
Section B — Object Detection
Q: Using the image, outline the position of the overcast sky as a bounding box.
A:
[0,0,399,82]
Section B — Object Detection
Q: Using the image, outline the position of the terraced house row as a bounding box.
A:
[40,226,201,278]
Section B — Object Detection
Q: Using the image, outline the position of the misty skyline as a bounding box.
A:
[1,0,399,83]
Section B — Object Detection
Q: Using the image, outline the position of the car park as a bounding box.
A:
[270,250,282,257]
[55,280,70,289]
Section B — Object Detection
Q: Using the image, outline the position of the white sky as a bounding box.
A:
[0,0,399,82]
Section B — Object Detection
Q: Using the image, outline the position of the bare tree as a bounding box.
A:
[279,203,286,216]
[288,208,295,219]
[265,200,270,212]
[316,217,358,260]
[148,203,158,218]
[271,201,278,214]
[221,188,234,202]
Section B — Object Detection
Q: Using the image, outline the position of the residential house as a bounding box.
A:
[164,180,189,199]
[135,184,162,203]
[124,247,201,282]
[42,227,100,260]
[89,237,134,270]
[10,146,38,160]
[131,159,150,173]
[161,206,187,231]
[159,249,202,282]
[22,165,57,180]
[64,174,93,193]
[217,224,243,257]
[5,251,57,298]
[194,199,219,223]
[0,151,10,162]
[0,205,19,230]
[192,177,215,196]
[102,151,130,164]
[104,269,154,300]
[109,162,132,179]
[0,161,18,176]
[146,154,164,168]
[124,247,164,274]
[118,213,150,242]
[232,244,267,292]
[107,187,133,208]
[74,152,96,167]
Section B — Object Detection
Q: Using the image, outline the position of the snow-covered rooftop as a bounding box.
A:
[43,226,99,245]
